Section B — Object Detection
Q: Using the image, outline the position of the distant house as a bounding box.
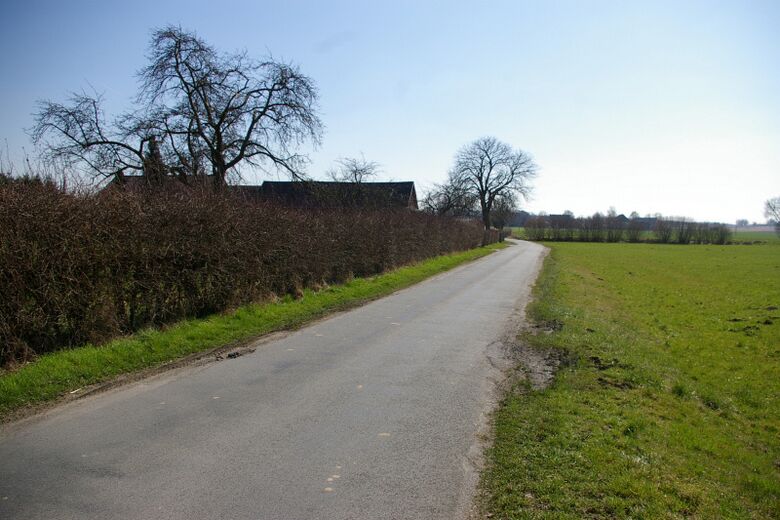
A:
[248,181,419,210]
[106,176,418,210]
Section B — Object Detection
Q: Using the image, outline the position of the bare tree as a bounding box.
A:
[626,215,643,242]
[326,155,380,183]
[524,215,547,241]
[420,178,478,217]
[449,137,536,232]
[30,92,150,183]
[490,191,516,239]
[605,207,624,242]
[674,217,694,244]
[693,222,710,244]
[561,211,576,241]
[32,26,322,190]
[139,26,322,188]
[577,216,591,242]
[590,212,606,242]
[710,223,732,244]
[766,197,780,237]
[654,215,673,243]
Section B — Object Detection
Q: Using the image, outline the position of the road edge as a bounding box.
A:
[459,241,550,520]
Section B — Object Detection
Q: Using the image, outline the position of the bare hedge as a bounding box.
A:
[0,181,493,365]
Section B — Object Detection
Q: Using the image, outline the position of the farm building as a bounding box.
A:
[106,176,418,210]
[239,181,418,210]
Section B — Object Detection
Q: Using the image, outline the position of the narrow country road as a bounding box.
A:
[0,241,546,520]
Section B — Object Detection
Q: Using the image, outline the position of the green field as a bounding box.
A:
[734,230,780,244]
[510,227,528,239]
[0,243,505,419]
[482,242,780,518]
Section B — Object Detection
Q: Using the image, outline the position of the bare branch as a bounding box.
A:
[29,92,147,182]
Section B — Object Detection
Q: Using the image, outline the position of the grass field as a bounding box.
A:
[482,242,780,518]
[0,243,506,419]
[734,230,780,243]
[510,227,527,240]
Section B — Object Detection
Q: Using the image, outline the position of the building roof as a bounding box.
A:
[106,176,418,210]
[253,181,418,209]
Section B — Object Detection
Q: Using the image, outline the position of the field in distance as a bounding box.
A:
[510,227,779,244]
[483,241,779,518]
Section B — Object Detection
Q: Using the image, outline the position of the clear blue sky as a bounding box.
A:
[1,0,778,223]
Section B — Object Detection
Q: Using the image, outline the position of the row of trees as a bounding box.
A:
[525,212,732,244]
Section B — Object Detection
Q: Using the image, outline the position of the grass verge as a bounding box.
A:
[0,242,507,419]
[482,242,780,519]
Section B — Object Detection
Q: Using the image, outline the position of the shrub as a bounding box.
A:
[674,218,694,244]
[626,217,643,242]
[605,211,624,242]
[654,217,673,243]
[709,223,732,245]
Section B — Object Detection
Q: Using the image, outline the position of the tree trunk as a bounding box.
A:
[481,207,491,231]
[212,161,227,191]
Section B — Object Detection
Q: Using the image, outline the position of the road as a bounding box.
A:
[0,241,546,520]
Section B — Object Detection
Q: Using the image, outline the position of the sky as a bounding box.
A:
[1,0,778,223]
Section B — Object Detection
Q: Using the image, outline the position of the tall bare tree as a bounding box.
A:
[626,215,644,242]
[139,26,323,188]
[31,26,323,189]
[605,207,624,242]
[654,215,673,243]
[490,191,516,239]
[766,197,780,237]
[448,137,536,231]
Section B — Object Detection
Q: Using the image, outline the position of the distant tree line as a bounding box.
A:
[524,210,732,244]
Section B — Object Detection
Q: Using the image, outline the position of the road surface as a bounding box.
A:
[0,241,546,520]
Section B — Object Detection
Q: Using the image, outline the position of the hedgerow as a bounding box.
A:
[0,180,494,365]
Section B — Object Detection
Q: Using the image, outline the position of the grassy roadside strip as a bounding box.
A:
[481,243,779,519]
[0,242,507,419]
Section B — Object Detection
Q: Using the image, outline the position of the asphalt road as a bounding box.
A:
[0,241,546,520]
